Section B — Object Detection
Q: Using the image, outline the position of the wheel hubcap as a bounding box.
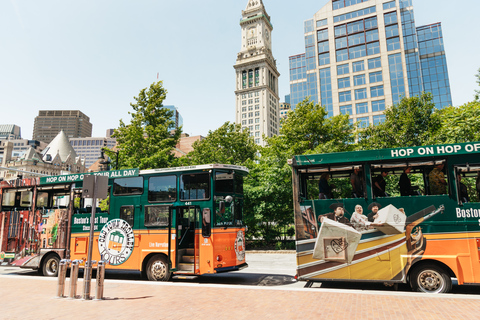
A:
[418,270,443,292]
[151,261,166,280]
[48,260,57,274]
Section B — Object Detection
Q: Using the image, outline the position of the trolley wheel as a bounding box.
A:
[146,255,171,281]
[410,263,452,294]
[42,254,60,277]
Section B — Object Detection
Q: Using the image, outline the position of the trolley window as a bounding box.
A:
[113,177,143,196]
[148,175,176,202]
[180,173,210,201]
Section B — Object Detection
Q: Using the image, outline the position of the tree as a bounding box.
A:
[243,98,355,246]
[110,81,181,170]
[431,101,480,144]
[358,92,440,149]
[268,98,355,156]
[184,122,257,166]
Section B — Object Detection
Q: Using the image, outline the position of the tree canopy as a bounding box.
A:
[431,101,480,144]
[358,92,440,149]
[111,81,181,170]
[184,122,257,167]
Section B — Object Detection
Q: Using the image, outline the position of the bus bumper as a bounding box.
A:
[214,262,248,273]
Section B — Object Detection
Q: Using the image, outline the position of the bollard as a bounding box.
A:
[82,260,97,300]
[69,260,81,299]
[56,259,71,298]
[95,261,108,300]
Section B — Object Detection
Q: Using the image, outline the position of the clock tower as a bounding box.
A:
[234,0,280,147]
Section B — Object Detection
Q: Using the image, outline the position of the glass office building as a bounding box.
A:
[289,0,452,125]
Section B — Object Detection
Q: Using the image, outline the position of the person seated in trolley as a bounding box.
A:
[399,166,414,196]
[350,204,372,232]
[367,202,382,222]
[372,170,389,197]
[318,203,350,226]
[429,163,447,195]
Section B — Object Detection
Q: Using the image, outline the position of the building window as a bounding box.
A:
[383,1,396,10]
[337,64,349,75]
[385,24,399,38]
[349,45,366,60]
[373,115,386,125]
[372,99,386,112]
[339,91,352,103]
[340,105,352,115]
[355,88,367,100]
[366,29,379,42]
[316,18,328,28]
[356,102,369,114]
[353,74,366,86]
[387,37,401,51]
[357,116,369,128]
[336,49,348,62]
[368,57,381,69]
[255,118,260,123]
[352,61,365,72]
[317,29,329,42]
[369,71,383,83]
[318,52,330,66]
[334,6,376,23]
[367,42,380,55]
[384,12,398,25]
[335,25,347,37]
[335,37,348,50]
[370,85,384,98]
[338,77,351,89]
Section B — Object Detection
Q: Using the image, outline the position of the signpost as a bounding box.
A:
[81,175,108,300]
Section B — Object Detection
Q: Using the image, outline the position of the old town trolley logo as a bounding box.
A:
[98,219,134,266]
[234,230,245,262]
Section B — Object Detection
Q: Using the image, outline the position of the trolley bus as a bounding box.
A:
[290,141,480,293]
[0,164,248,280]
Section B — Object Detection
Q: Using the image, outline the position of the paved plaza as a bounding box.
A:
[1,274,480,320]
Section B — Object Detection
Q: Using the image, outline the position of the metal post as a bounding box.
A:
[82,260,97,300]
[69,260,80,299]
[95,260,107,300]
[56,259,70,298]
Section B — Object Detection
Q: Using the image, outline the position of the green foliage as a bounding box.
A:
[242,98,354,244]
[184,122,257,166]
[99,196,110,212]
[111,81,182,170]
[51,223,58,243]
[358,93,440,149]
[269,98,355,156]
[431,101,480,144]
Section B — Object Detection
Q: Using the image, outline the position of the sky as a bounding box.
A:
[1,0,479,140]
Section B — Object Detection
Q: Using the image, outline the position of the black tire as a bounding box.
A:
[146,255,171,281]
[409,264,452,294]
[42,254,60,277]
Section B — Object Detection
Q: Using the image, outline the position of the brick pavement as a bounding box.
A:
[1,275,480,320]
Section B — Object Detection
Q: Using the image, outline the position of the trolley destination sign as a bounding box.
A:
[294,141,480,166]
[39,169,139,185]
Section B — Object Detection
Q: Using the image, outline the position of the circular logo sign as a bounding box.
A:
[234,230,245,262]
[98,219,135,266]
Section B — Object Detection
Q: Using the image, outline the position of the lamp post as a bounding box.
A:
[99,149,119,171]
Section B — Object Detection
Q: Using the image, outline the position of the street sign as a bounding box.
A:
[82,175,108,199]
